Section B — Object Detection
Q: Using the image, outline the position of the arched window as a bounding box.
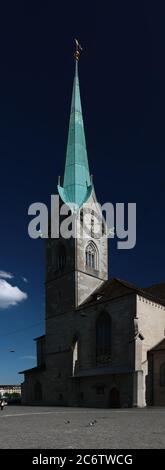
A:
[96,312,111,364]
[160,362,165,386]
[57,244,66,270]
[85,241,98,270]
[72,339,78,376]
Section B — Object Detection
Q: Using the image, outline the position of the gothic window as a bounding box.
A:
[96,312,111,364]
[85,241,98,270]
[160,362,165,386]
[57,244,66,270]
[72,339,78,376]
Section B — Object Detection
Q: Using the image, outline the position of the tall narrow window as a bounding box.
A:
[160,362,165,386]
[96,312,111,364]
[85,241,98,270]
[80,209,84,225]
[102,221,106,236]
[72,340,78,376]
[91,211,95,237]
[57,244,66,270]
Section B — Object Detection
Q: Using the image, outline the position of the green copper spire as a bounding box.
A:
[58,41,92,208]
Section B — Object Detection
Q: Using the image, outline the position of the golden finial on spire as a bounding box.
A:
[74,38,83,61]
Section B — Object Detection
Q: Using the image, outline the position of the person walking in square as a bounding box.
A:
[0,399,5,410]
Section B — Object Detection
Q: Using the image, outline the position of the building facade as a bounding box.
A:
[20,49,165,407]
[0,384,21,396]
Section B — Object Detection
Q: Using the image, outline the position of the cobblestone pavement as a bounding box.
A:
[0,406,165,449]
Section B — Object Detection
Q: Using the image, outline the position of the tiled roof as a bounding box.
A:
[78,278,165,308]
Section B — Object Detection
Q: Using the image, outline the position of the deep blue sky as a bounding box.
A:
[0,1,164,383]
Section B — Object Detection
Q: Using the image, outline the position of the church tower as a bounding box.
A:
[46,42,108,321]
[21,41,165,410]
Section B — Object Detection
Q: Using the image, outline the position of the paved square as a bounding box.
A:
[0,406,165,449]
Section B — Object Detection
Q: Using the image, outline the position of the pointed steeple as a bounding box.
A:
[58,41,92,208]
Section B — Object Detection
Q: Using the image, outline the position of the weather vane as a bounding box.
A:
[74,38,83,61]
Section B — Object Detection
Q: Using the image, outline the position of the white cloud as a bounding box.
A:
[0,270,13,279]
[0,279,27,309]
[22,277,28,283]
